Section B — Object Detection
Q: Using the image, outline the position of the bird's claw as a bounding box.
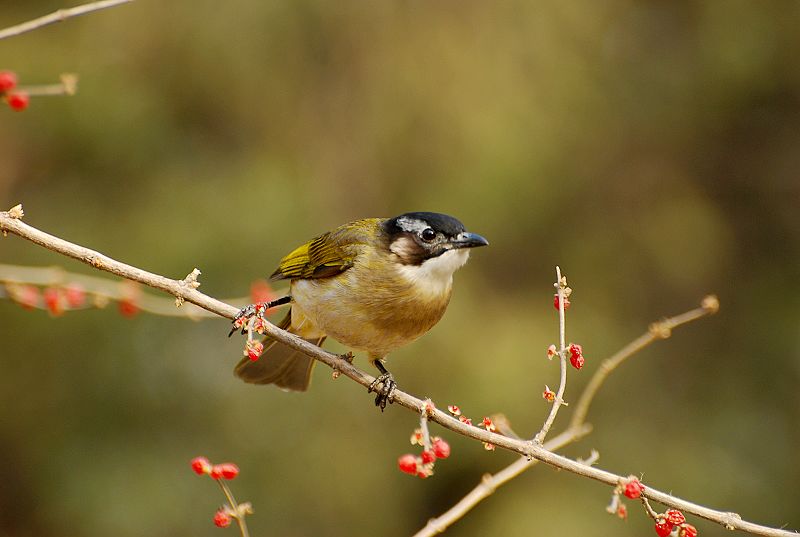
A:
[228,303,263,337]
[368,372,396,411]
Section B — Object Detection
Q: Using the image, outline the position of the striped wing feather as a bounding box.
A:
[270,232,354,280]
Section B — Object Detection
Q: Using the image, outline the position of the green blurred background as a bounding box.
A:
[1,1,799,536]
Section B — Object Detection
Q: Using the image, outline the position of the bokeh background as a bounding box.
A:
[1,1,799,536]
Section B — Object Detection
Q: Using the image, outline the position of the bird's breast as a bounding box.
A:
[290,259,454,357]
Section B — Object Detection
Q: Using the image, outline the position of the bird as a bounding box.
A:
[231,211,488,410]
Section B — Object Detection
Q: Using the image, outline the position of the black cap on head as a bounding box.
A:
[383,212,466,238]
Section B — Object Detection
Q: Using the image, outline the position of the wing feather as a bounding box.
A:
[270,231,355,280]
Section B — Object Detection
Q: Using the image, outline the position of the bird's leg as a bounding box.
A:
[368,359,397,411]
[228,295,292,337]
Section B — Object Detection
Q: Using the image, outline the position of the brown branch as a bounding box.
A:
[1,206,795,537]
[533,266,569,443]
[414,298,719,536]
[0,0,134,41]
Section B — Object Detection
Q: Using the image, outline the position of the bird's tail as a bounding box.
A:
[233,309,325,391]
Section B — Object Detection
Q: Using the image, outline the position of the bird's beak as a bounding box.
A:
[450,232,489,249]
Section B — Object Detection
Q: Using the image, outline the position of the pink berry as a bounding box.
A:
[0,70,17,92]
[17,285,40,310]
[250,279,276,305]
[421,450,437,464]
[397,454,418,475]
[432,438,451,459]
[118,298,140,317]
[64,284,86,308]
[217,463,239,480]
[679,523,697,537]
[654,518,674,537]
[553,294,570,310]
[623,477,644,499]
[6,91,29,111]
[665,509,686,526]
[213,509,231,528]
[190,456,211,475]
[43,287,64,317]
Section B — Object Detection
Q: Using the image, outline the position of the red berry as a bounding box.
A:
[43,287,64,316]
[190,456,211,475]
[213,509,231,528]
[216,462,239,480]
[397,454,418,475]
[553,294,570,311]
[421,450,437,464]
[679,523,697,537]
[6,91,29,111]
[570,353,585,370]
[250,279,276,305]
[665,509,686,526]
[568,343,583,358]
[118,298,140,317]
[617,503,628,519]
[17,284,40,310]
[246,340,264,361]
[623,477,644,499]
[432,438,451,459]
[64,284,86,308]
[654,518,674,537]
[0,70,17,92]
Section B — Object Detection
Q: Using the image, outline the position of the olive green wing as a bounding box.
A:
[270,231,355,280]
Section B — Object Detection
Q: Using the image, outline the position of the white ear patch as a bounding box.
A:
[396,249,470,296]
[395,216,430,234]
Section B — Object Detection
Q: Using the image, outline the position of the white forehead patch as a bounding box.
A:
[395,216,430,234]
[396,249,470,297]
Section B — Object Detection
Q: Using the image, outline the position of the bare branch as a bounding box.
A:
[534,266,569,443]
[0,207,794,537]
[418,297,720,535]
[0,0,134,41]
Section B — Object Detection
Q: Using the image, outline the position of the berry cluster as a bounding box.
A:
[191,457,240,480]
[0,70,29,111]
[654,510,697,537]
[397,434,451,479]
[568,343,585,370]
[5,281,140,318]
[611,477,698,536]
[191,456,252,530]
[544,342,587,370]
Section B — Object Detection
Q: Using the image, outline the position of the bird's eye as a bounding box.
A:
[421,228,436,242]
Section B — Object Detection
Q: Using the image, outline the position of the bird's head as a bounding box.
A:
[382,212,488,281]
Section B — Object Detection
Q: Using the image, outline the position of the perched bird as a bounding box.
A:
[232,211,488,409]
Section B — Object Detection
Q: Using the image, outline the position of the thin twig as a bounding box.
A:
[416,298,720,536]
[0,0,134,41]
[217,480,251,537]
[569,295,719,431]
[0,207,795,537]
[534,266,568,444]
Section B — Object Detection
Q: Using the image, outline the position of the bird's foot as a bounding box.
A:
[368,372,396,411]
[227,296,291,337]
[228,303,260,337]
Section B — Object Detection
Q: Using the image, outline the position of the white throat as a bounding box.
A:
[397,249,470,296]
